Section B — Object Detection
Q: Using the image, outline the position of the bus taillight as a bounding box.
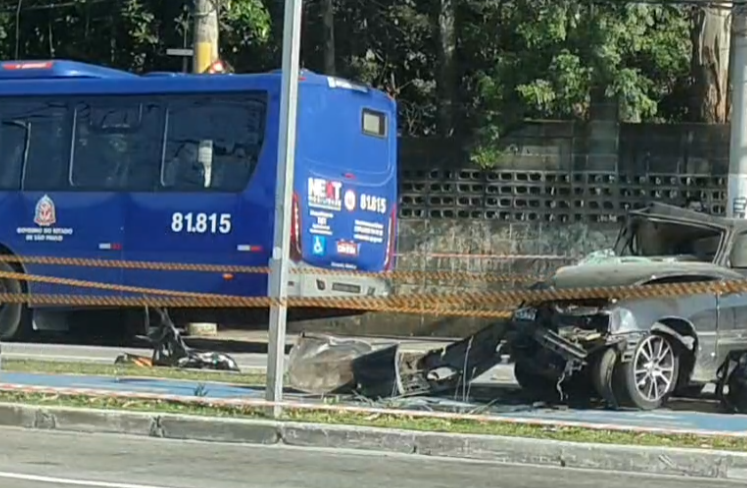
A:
[290,192,302,262]
[2,61,53,70]
[383,204,397,271]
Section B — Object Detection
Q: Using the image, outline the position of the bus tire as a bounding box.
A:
[0,261,27,341]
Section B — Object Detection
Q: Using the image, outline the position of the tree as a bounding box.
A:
[460,1,691,166]
[689,5,731,123]
[432,0,457,136]
[0,0,724,157]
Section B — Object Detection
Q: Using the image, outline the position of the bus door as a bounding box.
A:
[122,94,267,297]
[7,99,125,301]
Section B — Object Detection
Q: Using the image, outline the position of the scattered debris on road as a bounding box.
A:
[287,320,509,399]
[115,307,239,372]
[289,204,747,414]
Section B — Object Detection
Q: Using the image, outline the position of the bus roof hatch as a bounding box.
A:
[0,60,138,80]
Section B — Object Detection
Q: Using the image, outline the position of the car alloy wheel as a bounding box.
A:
[632,334,677,403]
[612,331,680,410]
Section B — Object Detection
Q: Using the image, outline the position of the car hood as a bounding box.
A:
[546,259,739,289]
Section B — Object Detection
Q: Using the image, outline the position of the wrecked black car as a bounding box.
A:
[509,202,747,410]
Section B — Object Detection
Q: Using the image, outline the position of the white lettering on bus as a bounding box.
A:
[171,212,232,234]
[308,178,342,211]
[360,194,387,214]
[16,226,74,242]
[353,220,384,244]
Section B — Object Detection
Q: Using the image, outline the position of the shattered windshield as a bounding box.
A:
[618,218,722,263]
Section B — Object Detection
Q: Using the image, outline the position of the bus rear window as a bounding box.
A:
[362,109,386,137]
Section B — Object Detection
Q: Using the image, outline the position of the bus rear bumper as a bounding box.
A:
[286,263,392,299]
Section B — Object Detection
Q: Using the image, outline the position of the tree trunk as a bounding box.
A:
[433,0,457,136]
[321,0,336,75]
[690,6,731,123]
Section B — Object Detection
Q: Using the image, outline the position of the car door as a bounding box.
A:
[719,230,747,361]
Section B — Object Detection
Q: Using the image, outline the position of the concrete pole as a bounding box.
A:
[265,0,304,418]
[729,4,747,218]
[193,0,220,74]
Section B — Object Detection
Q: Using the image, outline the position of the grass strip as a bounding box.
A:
[0,389,745,452]
[1,359,266,386]
[3,359,746,452]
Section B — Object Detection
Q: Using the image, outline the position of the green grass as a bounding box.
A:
[2,358,746,452]
[1,359,266,385]
[0,388,745,452]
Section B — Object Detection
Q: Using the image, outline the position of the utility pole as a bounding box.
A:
[186,0,221,339]
[265,0,304,418]
[193,0,220,74]
[729,3,747,218]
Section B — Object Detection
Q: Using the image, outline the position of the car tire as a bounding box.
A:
[613,332,680,410]
[0,261,28,341]
[590,347,618,407]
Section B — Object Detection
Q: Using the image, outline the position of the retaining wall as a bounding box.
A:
[292,120,731,337]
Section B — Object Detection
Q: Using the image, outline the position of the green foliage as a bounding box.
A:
[0,0,706,166]
[221,0,272,70]
[462,1,691,166]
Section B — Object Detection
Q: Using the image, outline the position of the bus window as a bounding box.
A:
[161,93,266,193]
[70,100,162,191]
[5,101,70,191]
[362,109,387,138]
[0,120,26,190]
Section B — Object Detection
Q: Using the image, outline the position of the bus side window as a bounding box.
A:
[0,120,26,190]
[70,100,162,191]
[161,94,266,192]
[10,101,70,191]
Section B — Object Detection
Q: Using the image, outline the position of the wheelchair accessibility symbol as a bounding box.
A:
[312,235,326,256]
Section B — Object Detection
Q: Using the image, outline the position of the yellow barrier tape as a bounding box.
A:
[0,267,742,319]
[0,254,545,284]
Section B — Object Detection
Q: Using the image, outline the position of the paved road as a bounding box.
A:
[2,342,273,371]
[0,427,741,488]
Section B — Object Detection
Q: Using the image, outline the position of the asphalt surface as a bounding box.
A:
[2,342,273,372]
[0,427,741,488]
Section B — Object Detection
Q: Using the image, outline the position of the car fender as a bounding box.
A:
[650,321,696,351]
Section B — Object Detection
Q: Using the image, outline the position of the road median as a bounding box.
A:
[1,358,267,384]
[0,397,746,480]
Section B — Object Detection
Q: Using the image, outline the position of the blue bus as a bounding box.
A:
[0,60,397,340]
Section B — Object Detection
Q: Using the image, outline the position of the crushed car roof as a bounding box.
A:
[550,260,743,290]
[629,203,747,231]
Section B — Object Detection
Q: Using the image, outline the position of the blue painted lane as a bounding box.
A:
[0,372,267,400]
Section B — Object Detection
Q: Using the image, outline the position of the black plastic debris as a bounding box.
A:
[114,307,239,372]
[717,350,747,413]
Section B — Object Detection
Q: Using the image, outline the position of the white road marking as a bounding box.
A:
[0,471,178,488]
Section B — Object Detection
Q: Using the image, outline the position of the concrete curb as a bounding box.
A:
[0,402,745,481]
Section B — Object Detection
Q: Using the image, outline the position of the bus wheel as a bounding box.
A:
[0,261,27,341]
